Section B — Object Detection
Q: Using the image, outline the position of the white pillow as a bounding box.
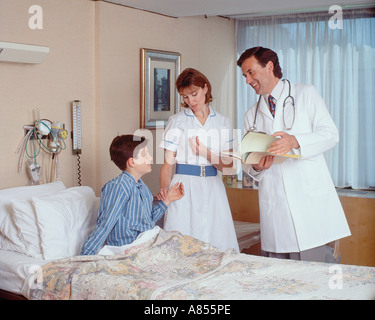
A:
[0,181,66,253]
[0,231,28,255]
[11,199,44,259]
[32,186,99,260]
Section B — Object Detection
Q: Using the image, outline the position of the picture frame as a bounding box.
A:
[140,48,181,128]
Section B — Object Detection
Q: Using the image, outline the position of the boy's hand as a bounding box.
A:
[163,182,184,206]
[156,187,169,201]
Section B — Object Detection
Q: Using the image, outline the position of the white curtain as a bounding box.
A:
[235,9,375,189]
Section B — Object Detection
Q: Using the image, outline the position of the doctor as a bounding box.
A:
[237,47,350,262]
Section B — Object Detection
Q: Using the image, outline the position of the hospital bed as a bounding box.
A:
[1,181,374,300]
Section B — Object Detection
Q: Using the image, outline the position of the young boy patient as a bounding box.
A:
[81,134,184,255]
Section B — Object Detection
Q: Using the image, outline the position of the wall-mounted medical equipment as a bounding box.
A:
[72,100,82,155]
[16,111,67,185]
[72,100,82,186]
[0,41,49,64]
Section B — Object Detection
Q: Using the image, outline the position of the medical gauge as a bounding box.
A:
[72,100,82,154]
[72,100,82,186]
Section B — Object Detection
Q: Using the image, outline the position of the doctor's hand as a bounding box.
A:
[268,131,300,155]
[252,155,274,171]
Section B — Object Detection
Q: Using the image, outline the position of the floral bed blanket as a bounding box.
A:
[29,227,375,300]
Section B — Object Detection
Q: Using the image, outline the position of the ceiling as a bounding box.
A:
[102,0,374,18]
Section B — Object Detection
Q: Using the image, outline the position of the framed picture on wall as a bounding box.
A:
[140,48,181,128]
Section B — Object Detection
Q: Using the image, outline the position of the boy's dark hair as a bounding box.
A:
[237,46,283,79]
[109,135,147,170]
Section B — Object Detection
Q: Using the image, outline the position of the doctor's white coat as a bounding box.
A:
[244,82,351,253]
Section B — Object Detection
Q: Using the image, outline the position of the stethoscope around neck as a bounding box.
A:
[249,79,295,132]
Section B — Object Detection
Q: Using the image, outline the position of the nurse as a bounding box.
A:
[237,47,350,262]
[157,68,239,252]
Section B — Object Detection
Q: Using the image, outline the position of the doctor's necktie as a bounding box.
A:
[268,95,276,117]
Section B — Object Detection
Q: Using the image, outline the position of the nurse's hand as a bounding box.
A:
[163,182,185,206]
[268,131,300,155]
[189,136,209,159]
[252,155,274,171]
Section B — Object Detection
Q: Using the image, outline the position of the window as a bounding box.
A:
[236,9,375,189]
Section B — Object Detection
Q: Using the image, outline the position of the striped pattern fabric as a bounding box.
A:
[268,95,276,117]
[81,171,167,255]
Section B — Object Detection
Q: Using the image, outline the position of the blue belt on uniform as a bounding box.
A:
[176,164,217,177]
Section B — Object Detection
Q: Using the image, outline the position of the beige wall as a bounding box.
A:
[0,0,236,195]
[0,0,98,191]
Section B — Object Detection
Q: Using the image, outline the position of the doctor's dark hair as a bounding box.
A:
[237,46,283,79]
[110,134,147,170]
[176,68,213,108]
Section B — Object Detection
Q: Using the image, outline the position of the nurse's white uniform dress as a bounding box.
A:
[160,106,239,252]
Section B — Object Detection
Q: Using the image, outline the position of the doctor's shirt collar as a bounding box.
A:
[263,79,284,105]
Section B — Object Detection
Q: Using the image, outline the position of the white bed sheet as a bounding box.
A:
[0,249,47,297]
